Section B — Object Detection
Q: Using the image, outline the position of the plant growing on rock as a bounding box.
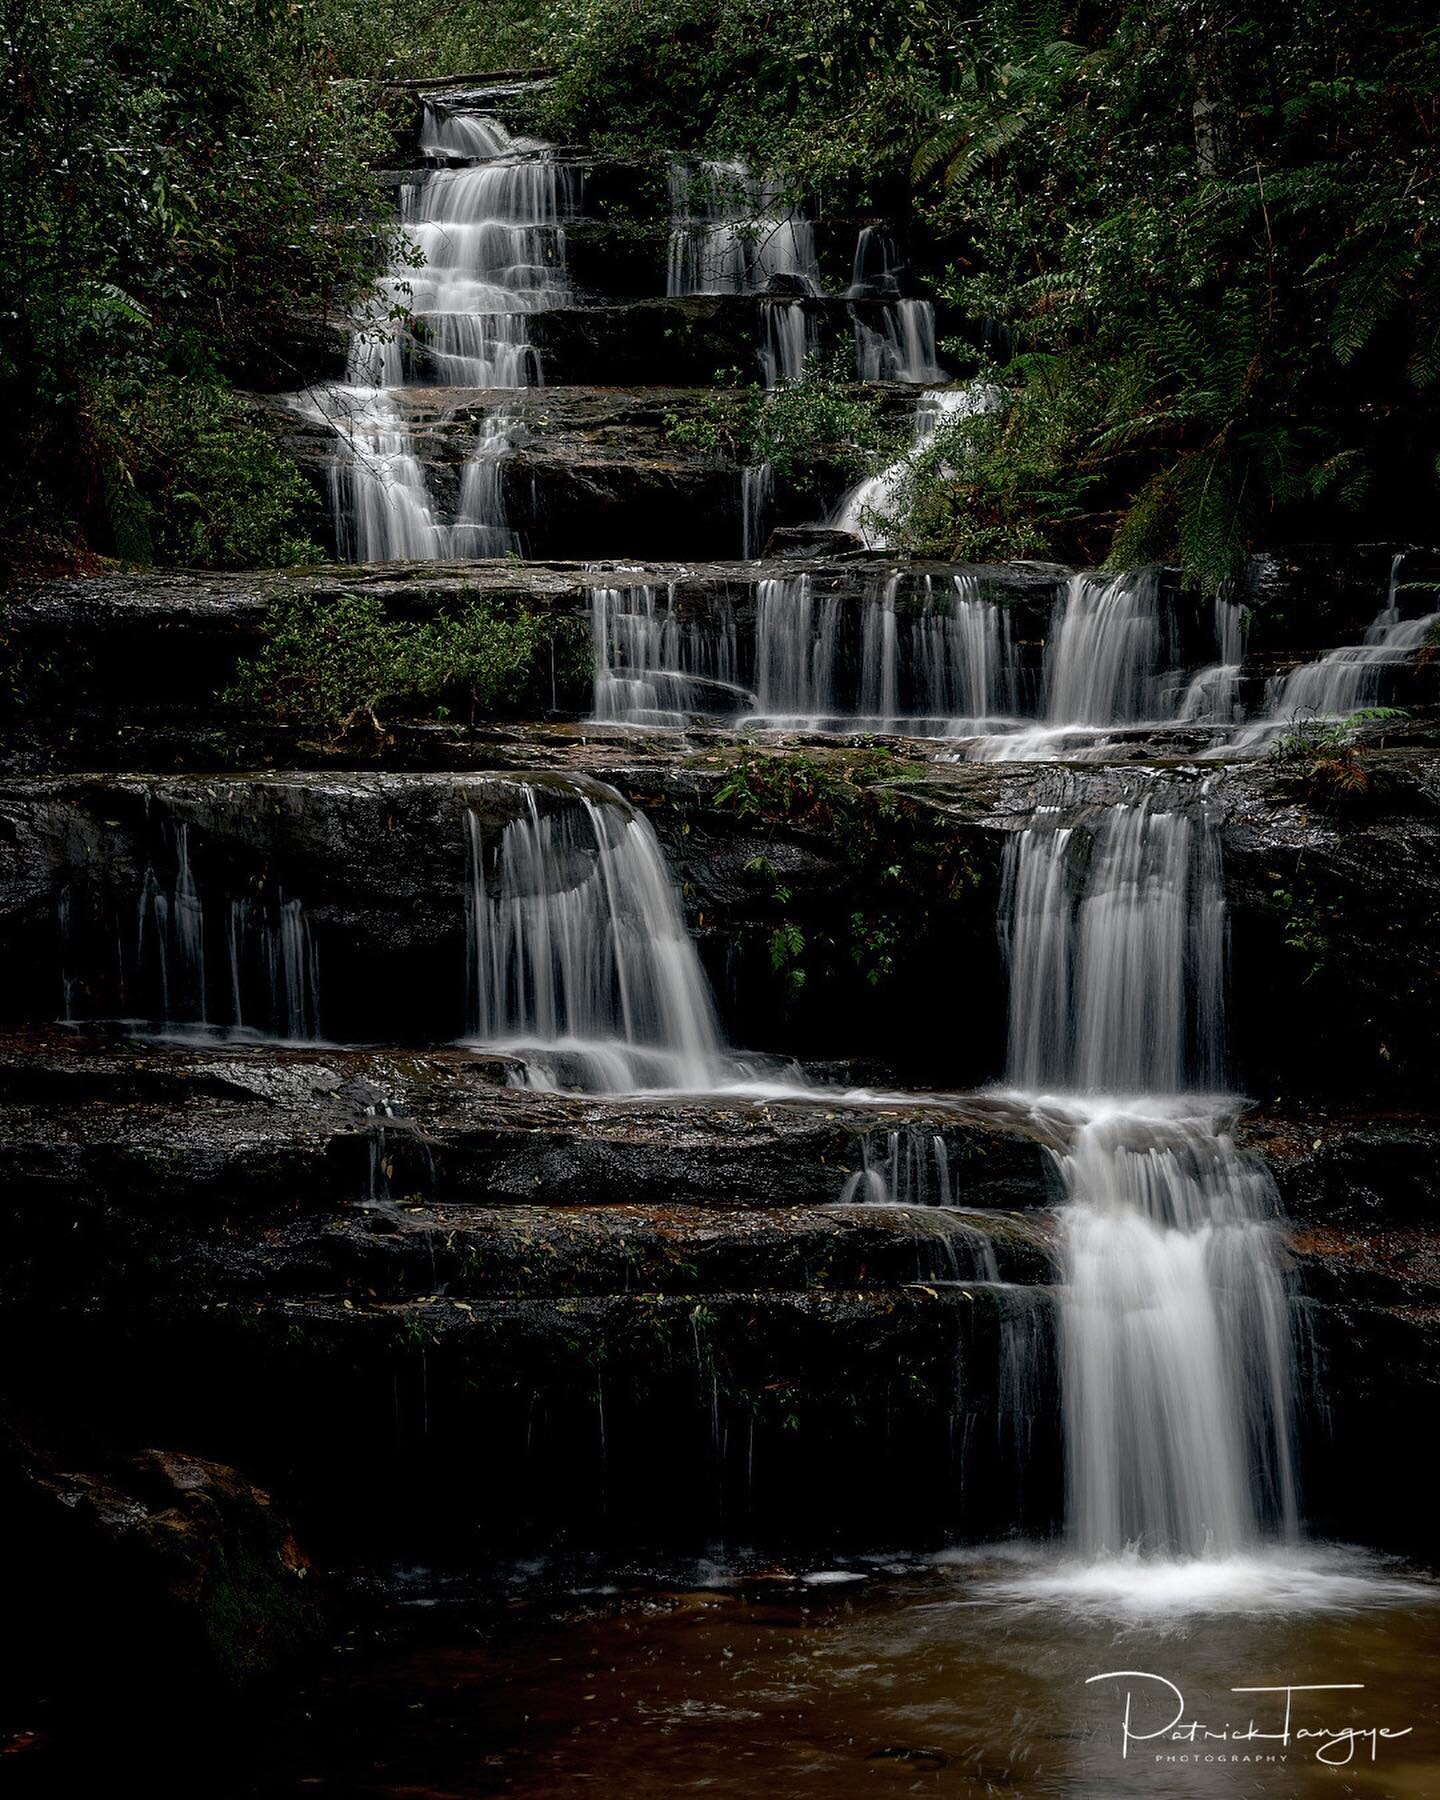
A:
[226,590,575,735]
[712,750,979,994]
[664,362,895,479]
[1272,707,1407,802]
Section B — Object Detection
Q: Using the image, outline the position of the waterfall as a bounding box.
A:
[666,161,817,296]
[449,407,522,556]
[1178,596,1247,723]
[846,227,902,297]
[590,570,1015,733]
[830,385,987,548]
[299,100,573,561]
[741,463,772,558]
[975,569,1171,760]
[758,301,813,387]
[858,574,900,724]
[1002,802,1226,1097]
[137,821,207,1026]
[463,780,726,1091]
[853,299,944,383]
[126,817,321,1039]
[589,582,744,728]
[1002,793,1299,1563]
[753,575,841,721]
[1042,570,1164,729]
[1265,554,1437,721]
[1059,1104,1299,1560]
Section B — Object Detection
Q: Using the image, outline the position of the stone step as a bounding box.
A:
[1,752,1438,1099]
[0,1033,1057,1212]
[1,1283,1062,1549]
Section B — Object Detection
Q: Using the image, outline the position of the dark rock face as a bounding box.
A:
[0,1031,1063,1554]
[2,546,1439,1572]
[2,749,1435,1099]
[0,1419,323,1701]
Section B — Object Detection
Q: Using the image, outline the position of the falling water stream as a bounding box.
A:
[295,99,572,560]
[1000,792,1306,1592]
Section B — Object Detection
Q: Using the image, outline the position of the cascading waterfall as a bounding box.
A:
[1001,793,1299,1565]
[588,571,1015,733]
[1265,553,1438,721]
[666,162,818,297]
[300,100,573,560]
[589,581,745,727]
[741,463,773,559]
[463,780,727,1092]
[853,298,944,384]
[830,386,987,549]
[845,226,942,382]
[1003,802,1226,1097]
[847,227,903,298]
[111,816,322,1039]
[758,301,814,388]
[753,576,842,721]
[1178,595,1247,723]
[973,568,1179,761]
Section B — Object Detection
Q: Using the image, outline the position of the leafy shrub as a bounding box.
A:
[1271,707,1408,801]
[666,362,895,478]
[226,591,568,732]
[94,381,323,568]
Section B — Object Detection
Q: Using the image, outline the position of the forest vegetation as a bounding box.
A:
[3,0,1436,589]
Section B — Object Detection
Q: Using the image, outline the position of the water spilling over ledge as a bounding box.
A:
[4,59,1440,1767]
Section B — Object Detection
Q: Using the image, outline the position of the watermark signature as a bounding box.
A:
[1086,1671,1413,1768]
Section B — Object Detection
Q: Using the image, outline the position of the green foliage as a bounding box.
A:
[534,0,952,190]
[665,362,894,478]
[93,380,323,567]
[1271,707,1407,801]
[906,2,1440,591]
[300,0,549,82]
[226,591,567,733]
[1266,870,1340,983]
[2,0,399,565]
[713,750,978,993]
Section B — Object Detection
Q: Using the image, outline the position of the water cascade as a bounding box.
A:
[666,162,818,297]
[758,301,815,388]
[589,582,744,728]
[302,100,573,560]
[853,298,945,383]
[973,570,1173,761]
[741,462,773,559]
[1002,794,1299,1564]
[588,571,1016,733]
[830,386,986,549]
[106,818,322,1039]
[1178,595,1247,723]
[1265,556,1438,721]
[463,779,729,1091]
[845,226,943,382]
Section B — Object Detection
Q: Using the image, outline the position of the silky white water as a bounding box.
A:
[117,814,321,1039]
[1001,794,1300,1577]
[463,780,728,1092]
[298,100,572,561]
[1267,584,1439,722]
[830,386,985,548]
[587,570,1016,733]
[666,161,817,297]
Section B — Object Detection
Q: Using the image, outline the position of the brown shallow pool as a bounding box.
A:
[223,1544,1440,1798]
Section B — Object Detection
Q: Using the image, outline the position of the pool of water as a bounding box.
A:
[226,1544,1440,1797]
